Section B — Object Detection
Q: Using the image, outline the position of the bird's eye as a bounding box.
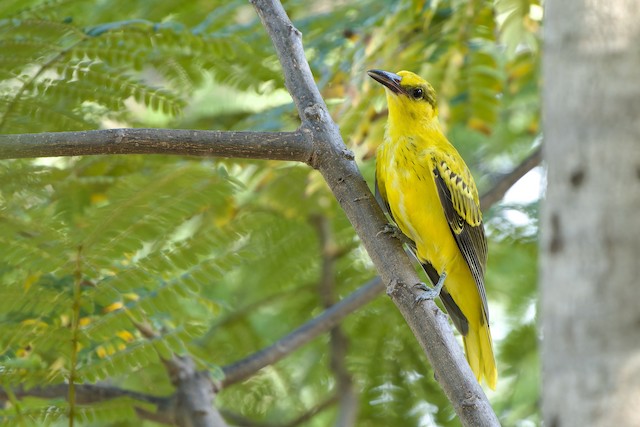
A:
[411,88,424,100]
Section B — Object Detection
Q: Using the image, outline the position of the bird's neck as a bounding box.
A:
[386,109,447,148]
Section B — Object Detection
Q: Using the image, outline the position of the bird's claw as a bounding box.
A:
[377,223,414,246]
[414,272,447,303]
[414,282,440,302]
[377,223,400,237]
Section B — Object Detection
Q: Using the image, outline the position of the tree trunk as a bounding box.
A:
[542,0,640,426]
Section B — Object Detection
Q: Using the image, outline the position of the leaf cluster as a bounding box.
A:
[0,156,246,423]
[0,0,282,133]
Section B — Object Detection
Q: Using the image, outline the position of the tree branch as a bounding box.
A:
[250,1,498,425]
[221,277,383,387]
[220,395,338,427]
[0,384,174,425]
[280,396,338,427]
[0,274,379,426]
[480,145,543,211]
[166,356,227,427]
[250,2,323,123]
[0,129,312,163]
[136,323,227,427]
[312,214,358,427]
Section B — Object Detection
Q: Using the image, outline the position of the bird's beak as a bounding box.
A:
[367,69,404,94]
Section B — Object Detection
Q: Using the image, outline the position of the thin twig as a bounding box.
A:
[68,246,84,427]
[311,214,358,427]
[480,145,543,211]
[281,395,339,427]
[220,395,338,427]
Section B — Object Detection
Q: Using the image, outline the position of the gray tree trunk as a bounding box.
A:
[542,0,640,426]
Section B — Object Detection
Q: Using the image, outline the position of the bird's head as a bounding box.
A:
[367,69,438,124]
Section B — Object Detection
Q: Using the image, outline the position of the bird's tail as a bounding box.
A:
[463,320,497,390]
[419,261,497,389]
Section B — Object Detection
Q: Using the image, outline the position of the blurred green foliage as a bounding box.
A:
[0,0,541,425]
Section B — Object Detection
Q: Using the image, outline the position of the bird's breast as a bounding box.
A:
[380,139,460,271]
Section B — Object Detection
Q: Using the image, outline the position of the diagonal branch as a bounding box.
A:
[221,277,383,387]
[250,1,498,425]
[250,1,326,122]
[480,145,543,211]
[220,395,338,427]
[0,129,312,162]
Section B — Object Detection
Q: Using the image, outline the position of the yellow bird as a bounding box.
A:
[368,69,497,389]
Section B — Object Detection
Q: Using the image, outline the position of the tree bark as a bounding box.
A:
[541,1,640,426]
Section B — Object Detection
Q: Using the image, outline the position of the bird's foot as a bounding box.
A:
[377,223,413,245]
[415,272,447,302]
[377,223,401,238]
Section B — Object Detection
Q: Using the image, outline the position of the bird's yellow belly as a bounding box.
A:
[385,159,460,274]
[384,156,483,326]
